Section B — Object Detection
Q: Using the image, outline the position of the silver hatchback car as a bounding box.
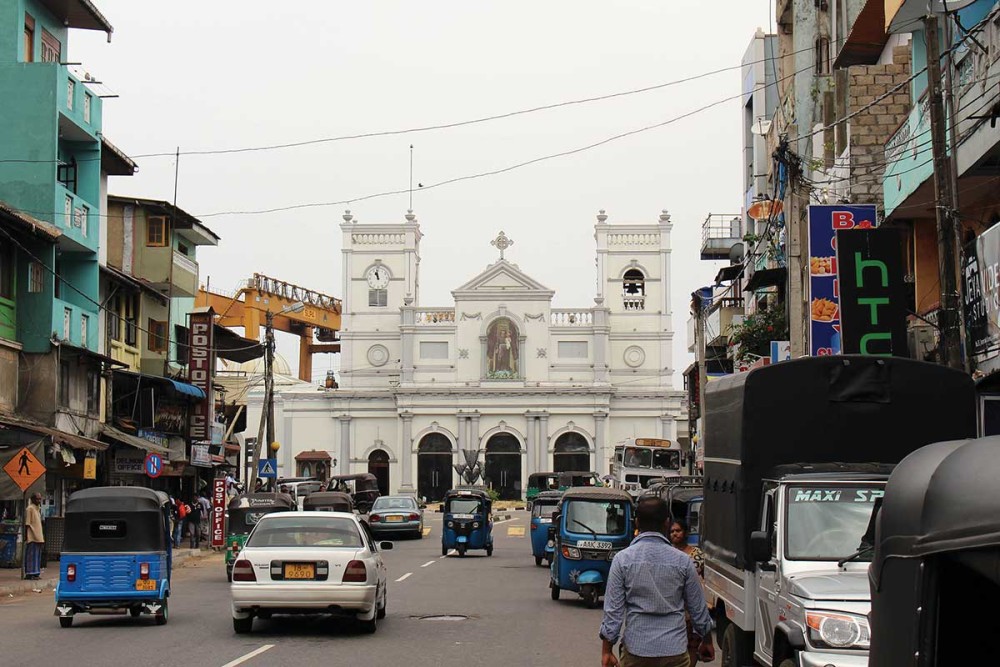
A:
[368,496,424,538]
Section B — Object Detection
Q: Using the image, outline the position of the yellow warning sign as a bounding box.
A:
[2,446,44,493]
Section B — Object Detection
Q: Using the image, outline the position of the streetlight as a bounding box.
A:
[250,301,305,490]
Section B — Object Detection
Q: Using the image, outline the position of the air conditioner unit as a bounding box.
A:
[907,325,937,361]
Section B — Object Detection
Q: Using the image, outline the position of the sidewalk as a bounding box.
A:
[0,547,214,598]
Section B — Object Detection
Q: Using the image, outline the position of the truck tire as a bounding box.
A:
[721,623,754,667]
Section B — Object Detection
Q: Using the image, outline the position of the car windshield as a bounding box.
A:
[246,516,363,548]
[372,497,416,511]
[652,450,680,470]
[448,498,482,514]
[532,503,558,518]
[564,500,628,537]
[785,485,884,560]
[623,447,651,468]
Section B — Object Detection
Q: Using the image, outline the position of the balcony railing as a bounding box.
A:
[172,251,199,297]
[56,65,101,139]
[701,214,742,260]
[54,185,99,252]
[551,310,593,326]
[414,309,455,325]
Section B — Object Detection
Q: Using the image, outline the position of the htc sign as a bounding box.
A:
[836,229,908,356]
[187,310,215,440]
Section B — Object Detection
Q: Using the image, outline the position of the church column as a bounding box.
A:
[538,413,550,472]
[594,411,608,475]
[660,414,676,440]
[457,414,467,454]
[401,308,415,383]
[338,416,351,475]
[525,413,537,476]
[399,411,414,492]
[593,304,610,383]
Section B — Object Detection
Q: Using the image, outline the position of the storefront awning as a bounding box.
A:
[0,416,107,451]
[166,378,206,400]
[113,369,206,401]
[100,424,171,456]
[745,267,787,292]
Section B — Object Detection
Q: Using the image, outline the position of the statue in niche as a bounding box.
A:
[487,318,519,379]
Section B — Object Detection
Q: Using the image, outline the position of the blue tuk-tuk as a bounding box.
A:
[441,488,493,557]
[55,487,173,627]
[530,491,563,566]
[549,487,633,608]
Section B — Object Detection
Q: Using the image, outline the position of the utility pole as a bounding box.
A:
[249,310,276,491]
[778,133,809,358]
[924,14,964,370]
[695,291,708,476]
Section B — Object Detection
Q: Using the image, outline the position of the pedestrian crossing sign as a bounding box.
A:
[3,446,44,492]
[257,458,277,478]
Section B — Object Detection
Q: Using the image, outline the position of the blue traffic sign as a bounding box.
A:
[145,453,164,479]
[257,458,277,478]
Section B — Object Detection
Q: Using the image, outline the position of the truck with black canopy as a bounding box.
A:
[702,356,976,667]
[869,436,1000,666]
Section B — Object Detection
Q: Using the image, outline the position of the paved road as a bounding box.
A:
[0,511,718,667]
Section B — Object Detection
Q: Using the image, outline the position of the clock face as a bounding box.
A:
[366,265,390,289]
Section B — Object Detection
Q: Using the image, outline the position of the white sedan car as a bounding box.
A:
[230,511,391,634]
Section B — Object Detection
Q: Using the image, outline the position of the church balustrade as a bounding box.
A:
[550,310,594,326]
[414,309,456,325]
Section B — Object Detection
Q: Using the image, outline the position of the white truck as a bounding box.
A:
[701,356,976,667]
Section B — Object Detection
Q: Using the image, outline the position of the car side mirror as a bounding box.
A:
[547,525,557,540]
[379,541,394,550]
[750,530,771,563]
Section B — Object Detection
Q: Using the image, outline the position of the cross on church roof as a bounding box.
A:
[491,231,513,260]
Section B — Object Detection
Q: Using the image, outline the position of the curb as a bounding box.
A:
[0,547,209,599]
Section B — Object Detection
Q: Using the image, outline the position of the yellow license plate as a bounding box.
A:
[135,579,156,591]
[386,516,404,522]
[284,563,315,579]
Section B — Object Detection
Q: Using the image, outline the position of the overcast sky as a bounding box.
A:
[72,1,771,386]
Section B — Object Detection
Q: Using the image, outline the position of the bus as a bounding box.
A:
[610,437,683,496]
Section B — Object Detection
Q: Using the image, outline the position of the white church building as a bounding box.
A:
[248,209,688,501]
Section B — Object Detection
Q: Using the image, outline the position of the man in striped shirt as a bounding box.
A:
[599,496,715,667]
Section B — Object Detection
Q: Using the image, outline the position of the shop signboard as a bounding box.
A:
[807,205,878,356]
[211,477,226,548]
[114,451,146,474]
[967,228,1000,361]
[836,228,908,356]
[770,340,791,364]
[138,429,171,461]
[187,309,215,441]
[190,444,213,468]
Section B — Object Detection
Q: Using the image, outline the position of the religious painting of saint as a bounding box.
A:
[486,318,519,379]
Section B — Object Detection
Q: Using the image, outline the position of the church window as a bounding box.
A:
[623,269,645,311]
[368,289,387,307]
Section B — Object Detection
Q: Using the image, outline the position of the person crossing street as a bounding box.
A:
[23,493,44,581]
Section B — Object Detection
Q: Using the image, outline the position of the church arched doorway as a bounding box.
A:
[553,432,591,473]
[368,449,390,496]
[417,434,452,502]
[484,433,522,500]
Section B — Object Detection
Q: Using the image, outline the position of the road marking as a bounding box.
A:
[507,526,526,537]
[421,560,436,568]
[220,644,275,667]
[395,572,413,582]
[439,549,456,558]
[422,526,432,536]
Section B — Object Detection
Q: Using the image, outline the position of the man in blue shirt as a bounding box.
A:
[600,496,715,667]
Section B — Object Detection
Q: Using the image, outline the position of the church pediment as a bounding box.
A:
[451,259,555,300]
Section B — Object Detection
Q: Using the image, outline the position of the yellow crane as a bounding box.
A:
[197,273,341,383]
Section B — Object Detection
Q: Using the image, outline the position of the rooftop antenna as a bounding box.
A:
[408,144,414,210]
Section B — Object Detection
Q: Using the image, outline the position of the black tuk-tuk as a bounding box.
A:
[225,492,295,580]
[55,487,173,627]
[869,436,1000,666]
[327,473,381,512]
[301,491,355,513]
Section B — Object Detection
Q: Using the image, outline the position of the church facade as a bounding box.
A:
[257,209,688,500]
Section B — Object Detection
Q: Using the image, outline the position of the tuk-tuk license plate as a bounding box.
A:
[135,579,157,591]
[577,540,613,550]
[284,563,315,579]
[386,516,404,522]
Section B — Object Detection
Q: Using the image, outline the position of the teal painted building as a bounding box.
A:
[0,0,113,353]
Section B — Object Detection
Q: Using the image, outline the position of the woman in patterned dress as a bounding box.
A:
[670,519,706,665]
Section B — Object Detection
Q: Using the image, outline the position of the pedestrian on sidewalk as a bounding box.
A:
[187,495,202,549]
[599,496,715,667]
[198,492,211,544]
[24,493,44,581]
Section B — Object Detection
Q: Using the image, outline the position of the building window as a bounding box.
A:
[28,262,44,293]
[80,314,89,347]
[41,28,60,63]
[148,319,167,352]
[79,205,89,237]
[83,94,92,123]
[368,289,387,307]
[0,241,13,300]
[815,37,831,75]
[66,78,74,110]
[147,216,167,247]
[86,369,100,415]
[57,159,78,194]
[623,269,646,310]
[419,341,449,359]
[63,307,71,340]
[59,361,71,407]
[64,194,73,225]
[557,341,589,358]
[124,295,138,346]
[107,296,120,341]
[23,14,34,62]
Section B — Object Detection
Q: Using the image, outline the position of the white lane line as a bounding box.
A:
[395,572,413,582]
[221,644,275,667]
[421,560,436,568]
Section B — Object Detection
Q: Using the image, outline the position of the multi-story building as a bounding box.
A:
[247,210,688,500]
